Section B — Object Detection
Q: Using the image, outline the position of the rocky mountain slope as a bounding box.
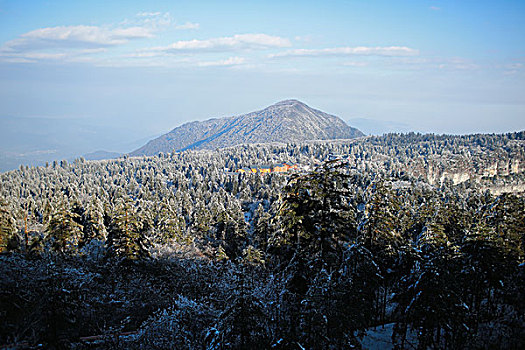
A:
[131,100,363,156]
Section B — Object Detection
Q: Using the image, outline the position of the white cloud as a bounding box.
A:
[129,12,174,30]
[1,24,154,54]
[375,56,485,72]
[21,25,152,43]
[129,12,198,31]
[89,55,246,69]
[294,35,315,43]
[0,47,108,63]
[269,46,419,58]
[197,56,246,67]
[125,51,167,59]
[111,26,155,39]
[439,57,480,70]
[342,61,369,67]
[430,6,441,11]
[174,22,200,30]
[0,57,33,63]
[18,52,69,60]
[0,11,198,57]
[136,11,163,17]
[148,34,291,53]
[0,11,199,64]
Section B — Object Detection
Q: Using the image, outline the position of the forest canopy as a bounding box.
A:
[1,132,524,349]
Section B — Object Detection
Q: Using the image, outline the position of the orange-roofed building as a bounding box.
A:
[258,165,272,173]
[273,164,287,172]
[284,163,298,170]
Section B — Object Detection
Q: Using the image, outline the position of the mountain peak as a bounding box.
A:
[131,101,364,156]
[272,99,305,107]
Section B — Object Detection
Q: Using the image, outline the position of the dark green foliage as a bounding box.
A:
[484,193,525,261]
[79,196,106,246]
[134,296,218,350]
[208,271,270,349]
[0,198,15,252]
[46,201,83,254]
[275,161,356,266]
[106,198,150,260]
[393,243,468,349]
[152,200,187,244]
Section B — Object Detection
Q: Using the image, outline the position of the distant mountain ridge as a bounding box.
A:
[131,100,363,156]
[83,150,121,161]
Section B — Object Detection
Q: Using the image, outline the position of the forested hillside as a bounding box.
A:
[1,132,524,349]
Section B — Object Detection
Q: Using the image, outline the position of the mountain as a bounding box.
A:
[83,150,122,161]
[131,100,364,156]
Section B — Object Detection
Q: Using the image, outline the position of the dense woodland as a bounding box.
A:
[1,132,525,349]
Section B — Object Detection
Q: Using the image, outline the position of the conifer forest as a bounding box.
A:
[1,132,525,349]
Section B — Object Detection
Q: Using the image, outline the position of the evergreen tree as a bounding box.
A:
[252,203,273,251]
[272,161,368,347]
[154,200,187,244]
[485,194,525,261]
[242,245,265,266]
[357,180,405,326]
[106,198,150,260]
[275,161,356,267]
[207,269,270,349]
[82,196,106,244]
[46,201,83,254]
[394,227,467,349]
[0,198,16,252]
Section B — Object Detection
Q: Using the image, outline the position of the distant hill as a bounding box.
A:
[0,116,157,172]
[130,100,364,156]
[83,150,121,161]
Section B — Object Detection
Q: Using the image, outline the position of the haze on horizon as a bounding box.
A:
[0,0,524,171]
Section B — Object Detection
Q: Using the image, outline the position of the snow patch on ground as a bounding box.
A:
[361,323,419,349]
[361,323,395,350]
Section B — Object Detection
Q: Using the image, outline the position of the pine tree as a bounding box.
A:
[459,221,515,335]
[46,201,83,254]
[357,180,405,326]
[394,225,467,349]
[486,193,525,261]
[253,203,272,251]
[0,198,16,252]
[207,268,269,349]
[275,161,356,267]
[82,196,106,244]
[272,161,365,347]
[242,245,265,266]
[193,201,213,238]
[154,200,187,244]
[223,200,248,260]
[106,198,150,260]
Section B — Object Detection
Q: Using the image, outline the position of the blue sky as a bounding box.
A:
[0,0,524,145]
